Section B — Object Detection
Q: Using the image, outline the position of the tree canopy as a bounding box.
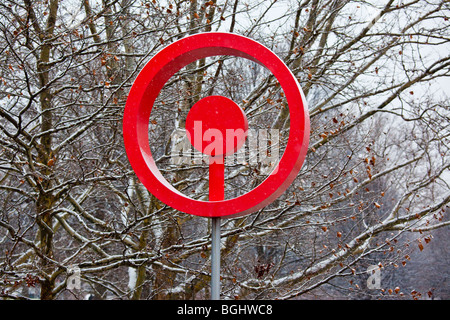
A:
[0,0,449,300]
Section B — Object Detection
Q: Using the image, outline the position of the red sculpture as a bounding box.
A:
[123,32,309,218]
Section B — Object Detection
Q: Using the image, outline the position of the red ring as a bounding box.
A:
[123,32,310,218]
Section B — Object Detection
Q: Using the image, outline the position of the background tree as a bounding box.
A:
[0,0,448,300]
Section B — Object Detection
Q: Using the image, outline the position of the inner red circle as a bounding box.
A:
[185,96,248,157]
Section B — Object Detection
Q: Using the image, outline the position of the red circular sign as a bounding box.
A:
[185,95,248,157]
[123,32,310,218]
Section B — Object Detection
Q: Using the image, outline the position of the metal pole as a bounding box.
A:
[211,217,221,300]
[209,155,224,300]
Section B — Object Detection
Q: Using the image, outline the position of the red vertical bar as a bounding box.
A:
[209,156,224,201]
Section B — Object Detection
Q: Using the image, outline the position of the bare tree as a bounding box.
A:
[0,0,448,300]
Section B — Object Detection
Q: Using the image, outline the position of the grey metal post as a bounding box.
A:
[211,217,221,300]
